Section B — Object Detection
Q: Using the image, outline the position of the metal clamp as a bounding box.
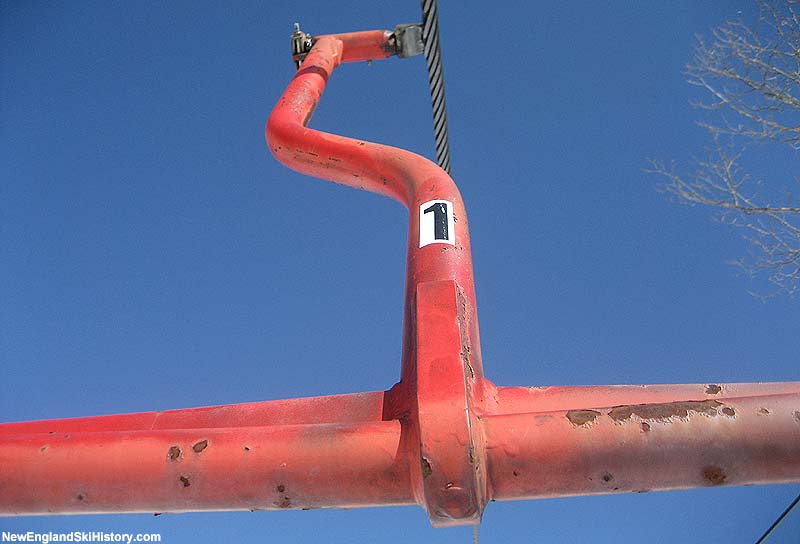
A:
[393,23,424,58]
[291,23,314,69]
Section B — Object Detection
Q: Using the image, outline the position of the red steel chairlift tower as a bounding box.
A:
[1,18,799,529]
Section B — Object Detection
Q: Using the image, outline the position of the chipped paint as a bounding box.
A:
[167,446,182,461]
[566,410,601,426]
[421,457,433,479]
[301,98,317,127]
[705,384,722,395]
[608,400,722,422]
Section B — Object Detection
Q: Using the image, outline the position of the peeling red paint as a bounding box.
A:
[608,400,722,422]
[421,457,433,479]
[566,410,600,426]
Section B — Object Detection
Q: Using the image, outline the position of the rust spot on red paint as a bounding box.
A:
[758,408,771,416]
[512,470,519,477]
[705,384,722,395]
[421,457,433,479]
[566,410,601,426]
[608,400,722,422]
[39,445,48,453]
[276,484,286,493]
[277,496,291,508]
[602,472,614,483]
[192,440,208,453]
[457,289,469,319]
[76,494,85,501]
[168,446,182,461]
[302,99,317,127]
[703,466,726,486]
[793,411,800,424]
[641,422,651,432]
[456,286,476,382]
[721,407,736,417]
[462,353,475,379]
[179,476,191,487]
[243,446,251,452]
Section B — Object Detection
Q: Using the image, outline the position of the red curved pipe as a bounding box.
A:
[266,31,485,390]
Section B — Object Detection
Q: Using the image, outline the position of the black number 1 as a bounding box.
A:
[423,202,449,241]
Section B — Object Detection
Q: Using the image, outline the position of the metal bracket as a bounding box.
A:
[393,23,424,58]
[291,23,314,69]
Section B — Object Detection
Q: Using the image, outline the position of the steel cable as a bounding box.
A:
[755,492,800,543]
[420,0,452,174]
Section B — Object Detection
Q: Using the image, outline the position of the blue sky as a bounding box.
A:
[2,1,799,542]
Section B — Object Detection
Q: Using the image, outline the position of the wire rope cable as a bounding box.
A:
[420,0,452,174]
[755,492,800,543]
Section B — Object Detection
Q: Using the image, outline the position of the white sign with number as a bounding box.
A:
[419,199,455,247]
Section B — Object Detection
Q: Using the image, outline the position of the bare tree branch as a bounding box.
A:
[649,0,800,296]
[685,1,800,148]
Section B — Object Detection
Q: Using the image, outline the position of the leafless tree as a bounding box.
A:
[650,0,800,296]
